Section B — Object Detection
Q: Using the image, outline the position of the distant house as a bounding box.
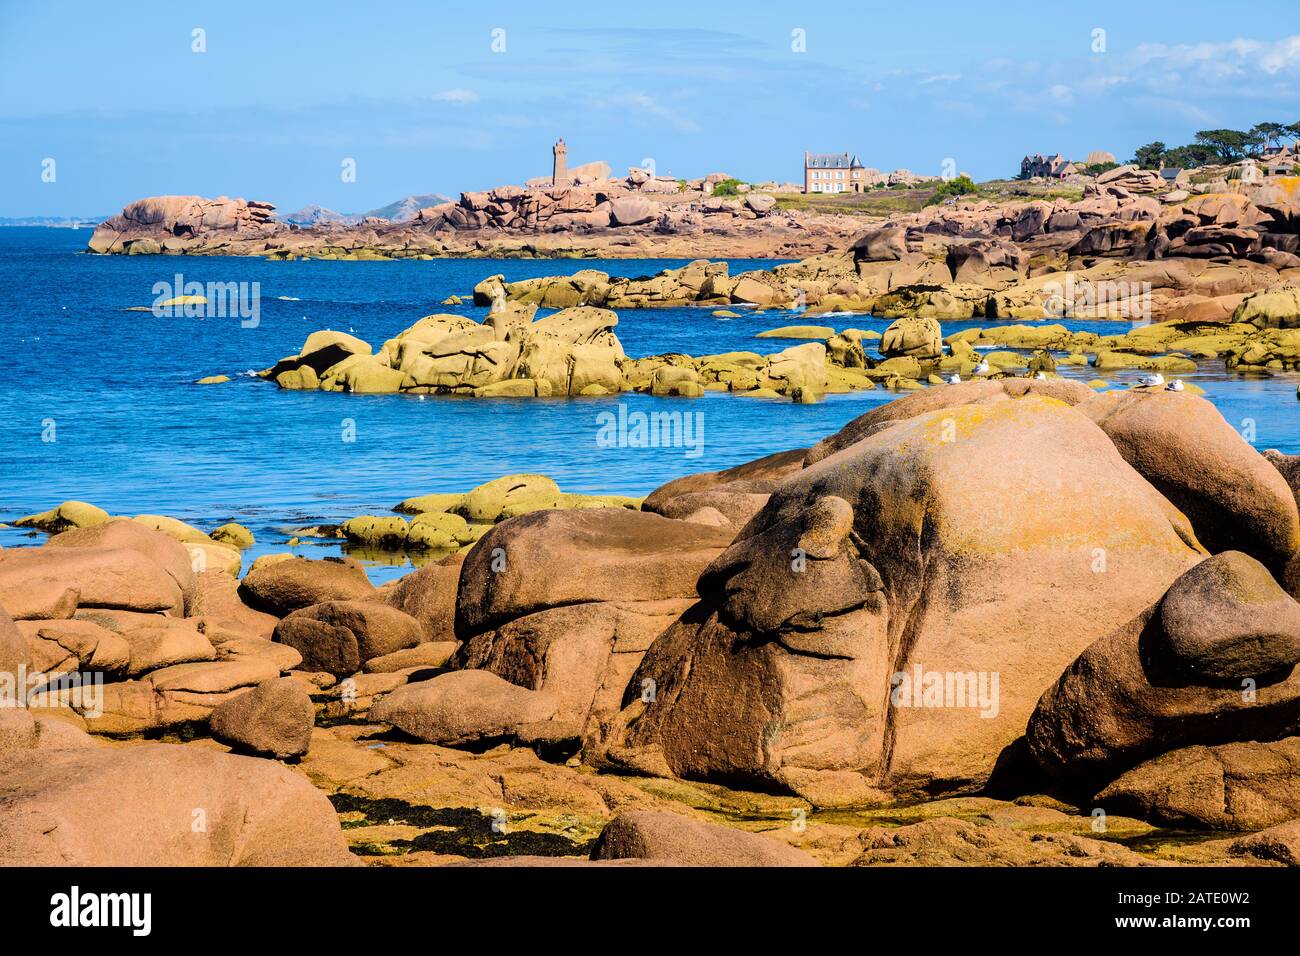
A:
[1020,153,1074,179]
[1263,144,1298,176]
[804,152,866,193]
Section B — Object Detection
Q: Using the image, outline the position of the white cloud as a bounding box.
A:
[1130,34,1300,78]
[599,92,700,133]
[431,89,479,104]
[921,73,962,84]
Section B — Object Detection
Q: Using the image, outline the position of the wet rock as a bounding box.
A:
[1234,284,1300,330]
[209,522,254,549]
[132,514,211,544]
[14,501,109,534]
[880,316,942,360]
[459,474,562,522]
[340,515,409,548]
[406,511,475,550]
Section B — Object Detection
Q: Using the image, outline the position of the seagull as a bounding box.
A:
[973,358,991,375]
[1136,372,1165,388]
[1166,379,1185,392]
[1033,371,1047,380]
[945,373,961,384]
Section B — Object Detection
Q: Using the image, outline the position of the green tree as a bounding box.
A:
[1193,129,1252,162]
[1251,122,1287,151]
[1162,143,1218,168]
[925,175,977,206]
[1133,141,1166,169]
[711,178,744,197]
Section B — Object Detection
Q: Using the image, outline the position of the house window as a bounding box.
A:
[837,171,844,179]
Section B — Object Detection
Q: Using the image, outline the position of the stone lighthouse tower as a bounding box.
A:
[552,138,569,186]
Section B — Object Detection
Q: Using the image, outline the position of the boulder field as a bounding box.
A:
[218,254,1300,402]
[252,300,834,400]
[466,175,1300,325]
[4,384,1300,865]
[209,280,1300,404]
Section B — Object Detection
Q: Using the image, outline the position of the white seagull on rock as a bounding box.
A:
[1033,371,1047,380]
[1135,372,1165,388]
[973,358,991,375]
[1166,378,1185,391]
[945,373,961,384]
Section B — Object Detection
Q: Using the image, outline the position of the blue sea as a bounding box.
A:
[2,227,1297,581]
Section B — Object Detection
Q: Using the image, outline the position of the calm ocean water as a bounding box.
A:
[2,227,1297,580]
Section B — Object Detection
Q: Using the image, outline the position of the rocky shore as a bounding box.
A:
[4,382,1300,866]
[235,271,1297,402]
[160,169,1296,402]
[85,187,863,261]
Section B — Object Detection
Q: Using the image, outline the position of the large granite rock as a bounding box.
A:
[0,719,353,865]
[1028,551,1300,787]
[209,677,315,759]
[1081,390,1300,577]
[88,195,279,254]
[238,557,375,616]
[603,396,1202,804]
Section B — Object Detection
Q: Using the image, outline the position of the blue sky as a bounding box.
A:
[1,0,1298,216]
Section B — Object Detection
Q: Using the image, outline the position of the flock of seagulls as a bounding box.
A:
[1134,372,1184,391]
[938,364,1187,392]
